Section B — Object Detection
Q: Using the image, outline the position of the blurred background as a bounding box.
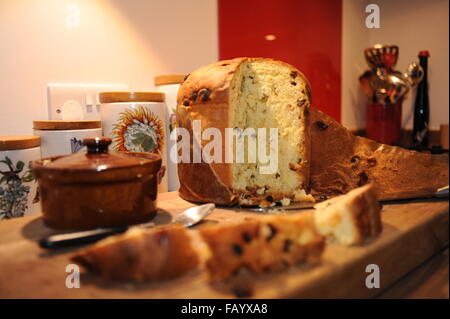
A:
[0,0,448,135]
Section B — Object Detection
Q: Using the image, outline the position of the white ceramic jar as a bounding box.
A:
[154,74,186,191]
[0,136,41,219]
[33,120,103,157]
[100,92,168,192]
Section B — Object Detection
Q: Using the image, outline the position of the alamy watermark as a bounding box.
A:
[169,120,279,175]
[65,264,80,288]
[365,264,380,289]
[65,4,80,29]
[365,4,381,29]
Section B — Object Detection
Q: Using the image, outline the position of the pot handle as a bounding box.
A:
[83,137,112,154]
[147,165,165,200]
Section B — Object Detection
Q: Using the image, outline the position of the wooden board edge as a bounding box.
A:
[281,208,449,298]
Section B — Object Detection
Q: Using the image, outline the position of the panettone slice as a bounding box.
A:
[314,184,382,245]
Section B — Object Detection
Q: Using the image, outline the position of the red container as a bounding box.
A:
[366,99,403,145]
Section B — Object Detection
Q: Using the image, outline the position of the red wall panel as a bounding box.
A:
[218,0,342,121]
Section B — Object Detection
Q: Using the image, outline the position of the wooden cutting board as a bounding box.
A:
[0,192,448,299]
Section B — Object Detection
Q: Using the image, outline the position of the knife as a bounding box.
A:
[39,203,215,249]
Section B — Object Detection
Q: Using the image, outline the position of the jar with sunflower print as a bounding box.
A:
[99,92,168,192]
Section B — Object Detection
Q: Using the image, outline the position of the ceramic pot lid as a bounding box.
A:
[31,137,161,183]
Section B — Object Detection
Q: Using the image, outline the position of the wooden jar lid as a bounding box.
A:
[99,92,165,103]
[0,136,41,151]
[33,120,101,130]
[154,74,187,86]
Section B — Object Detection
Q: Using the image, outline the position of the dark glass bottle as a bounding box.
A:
[412,51,430,148]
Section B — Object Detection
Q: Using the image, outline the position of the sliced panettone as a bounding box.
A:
[258,214,324,271]
[71,226,205,282]
[198,214,324,280]
[71,214,325,282]
[314,184,382,245]
[310,108,449,201]
[177,57,312,206]
[197,219,264,279]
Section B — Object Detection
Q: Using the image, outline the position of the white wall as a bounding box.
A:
[0,0,218,136]
[342,0,449,130]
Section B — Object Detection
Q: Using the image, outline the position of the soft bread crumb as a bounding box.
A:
[313,184,382,245]
[280,197,291,206]
[231,59,310,205]
[259,200,276,208]
[294,189,315,202]
[256,188,266,195]
[239,198,254,206]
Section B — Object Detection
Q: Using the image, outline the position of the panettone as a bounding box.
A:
[176,57,312,206]
[176,58,447,206]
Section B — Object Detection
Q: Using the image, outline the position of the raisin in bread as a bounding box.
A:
[71,214,324,282]
[177,57,312,206]
[310,108,449,201]
[314,184,382,245]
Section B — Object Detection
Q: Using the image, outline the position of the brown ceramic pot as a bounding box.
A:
[31,137,161,230]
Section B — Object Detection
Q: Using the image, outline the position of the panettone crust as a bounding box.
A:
[71,226,200,281]
[310,108,449,200]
